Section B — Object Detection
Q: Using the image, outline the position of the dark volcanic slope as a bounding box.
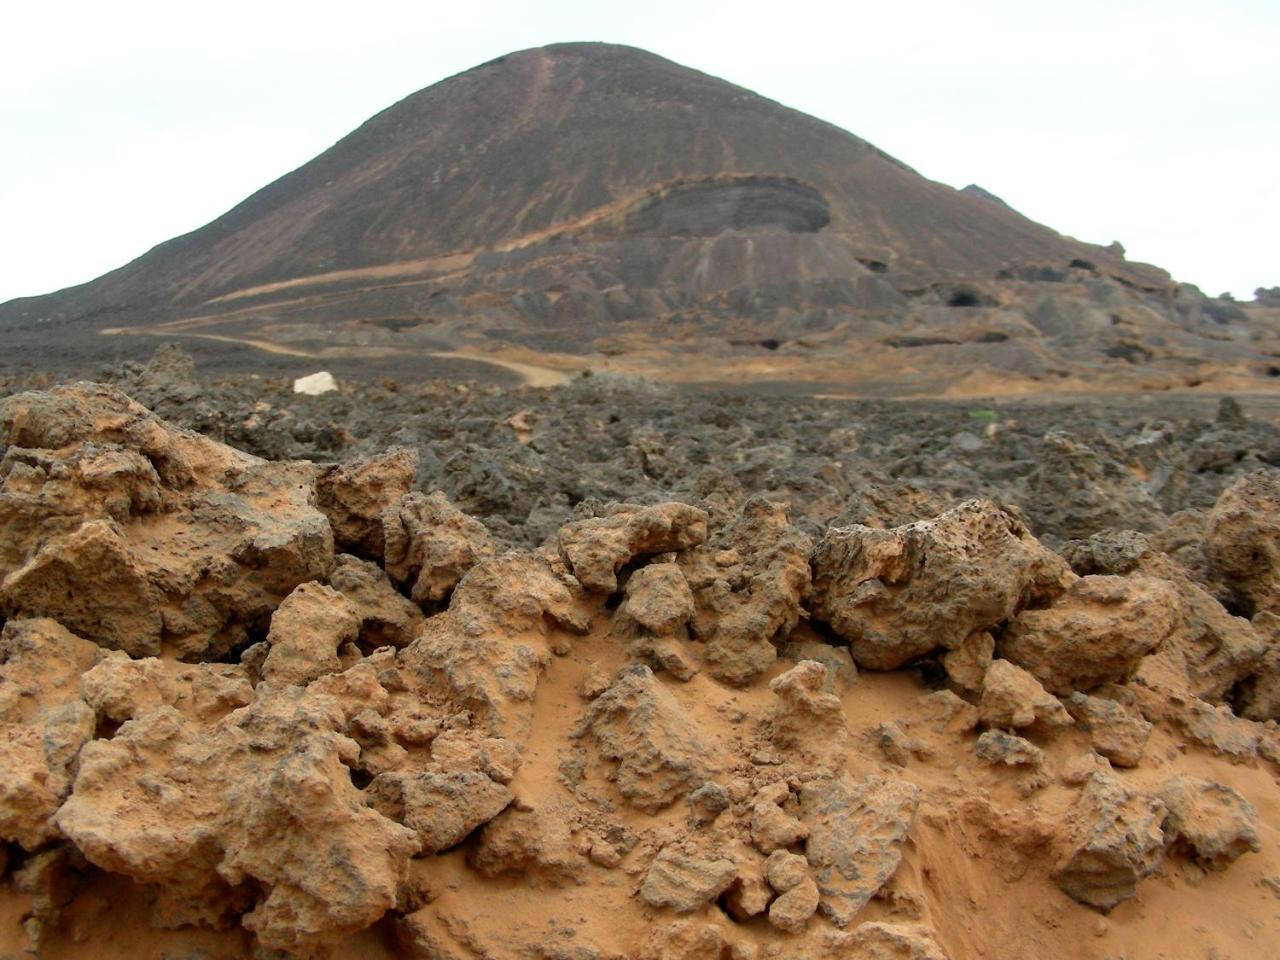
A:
[1,43,1159,350]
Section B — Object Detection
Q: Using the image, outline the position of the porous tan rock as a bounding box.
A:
[1064,692,1152,767]
[382,490,496,606]
[366,769,512,853]
[640,847,737,913]
[1239,611,1280,721]
[0,618,100,849]
[78,655,253,723]
[799,773,920,926]
[811,500,1072,670]
[619,561,695,634]
[0,383,334,660]
[556,501,708,593]
[1204,470,1280,616]
[316,447,418,559]
[974,730,1044,768]
[751,784,809,853]
[328,554,424,648]
[1158,775,1261,869]
[573,665,714,811]
[846,922,952,959]
[768,874,820,932]
[55,670,420,952]
[765,849,809,891]
[469,803,588,884]
[722,840,773,920]
[769,660,849,770]
[261,581,361,687]
[680,497,812,684]
[1056,772,1166,911]
[979,659,1072,730]
[1173,698,1261,762]
[942,630,994,696]
[1001,575,1180,695]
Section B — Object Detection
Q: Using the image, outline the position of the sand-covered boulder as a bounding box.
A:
[640,847,738,912]
[555,501,708,593]
[679,497,812,684]
[1056,772,1166,911]
[382,490,496,607]
[55,674,420,952]
[1205,470,1280,616]
[811,500,1072,670]
[1064,692,1152,767]
[0,383,334,660]
[261,582,361,687]
[573,665,714,811]
[979,659,1071,730]
[1001,575,1179,694]
[328,554,424,648]
[799,774,920,926]
[316,447,418,560]
[0,619,100,849]
[1158,775,1261,869]
[770,660,849,770]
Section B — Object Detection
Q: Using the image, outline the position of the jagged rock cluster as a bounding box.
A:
[0,382,1277,959]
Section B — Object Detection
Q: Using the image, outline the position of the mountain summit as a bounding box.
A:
[3,43,1274,391]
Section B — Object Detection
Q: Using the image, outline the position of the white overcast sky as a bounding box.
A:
[1,0,1276,304]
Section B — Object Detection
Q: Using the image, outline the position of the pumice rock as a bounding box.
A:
[0,618,100,849]
[382,490,496,606]
[573,665,715,811]
[1158,775,1261,869]
[316,447,418,560]
[556,501,708,593]
[640,847,738,912]
[769,660,849,770]
[978,658,1072,730]
[0,383,334,660]
[1000,575,1180,694]
[799,773,920,926]
[680,497,812,685]
[1205,470,1280,617]
[811,500,1072,669]
[0,378,1276,959]
[1056,772,1166,911]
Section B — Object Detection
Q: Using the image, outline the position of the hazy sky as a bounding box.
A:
[2,0,1276,305]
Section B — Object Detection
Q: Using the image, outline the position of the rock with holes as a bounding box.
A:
[382,491,496,607]
[469,803,588,884]
[1056,772,1165,911]
[770,660,849,771]
[1158,776,1261,870]
[618,562,696,635]
[316,447,418,560]
[366,769,511,853]
[0,383,334,661]
[56,671,420,953]
[975,730,1044,768]
[1000,575,1179,695]
[1205,470,1280,617]
[573,665,714,811]
[1064,693,1152,768]
[811,500,1072,670]
[261,582,361,687]
[640,847,738,913]
[0,619,101,850]
[799,773,920,926]
[328,554,424,649]
[679,497,812,685]
[979,659,1071,730]
[845,922,952,960]
[556,502,708,593]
